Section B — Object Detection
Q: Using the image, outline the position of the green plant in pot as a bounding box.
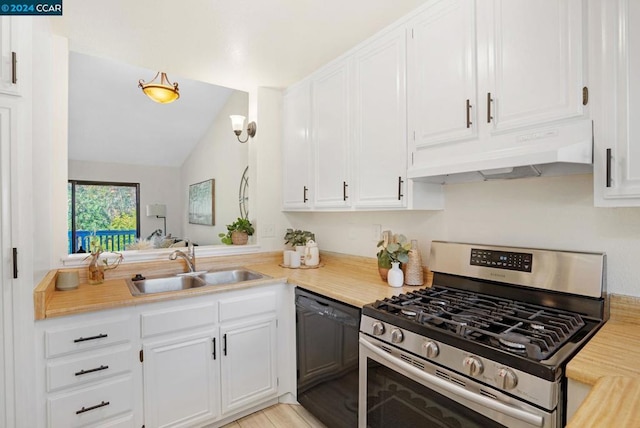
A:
[219,217,255,245]
[376,234,410,281]
[283,229,315,248]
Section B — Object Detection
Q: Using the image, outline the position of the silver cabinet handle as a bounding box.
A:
[487,92,493,123]
[466,99,472,128]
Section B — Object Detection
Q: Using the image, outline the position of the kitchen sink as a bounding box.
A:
[127,269,267,296]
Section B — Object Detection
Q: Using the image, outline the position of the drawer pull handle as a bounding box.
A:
[75,365,109,376]
[74,333,108,343]
[75,401,110,415]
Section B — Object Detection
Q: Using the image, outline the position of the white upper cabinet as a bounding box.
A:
[482,0,585,133]
[591,0,640,206]
[408,0,477,148]
[282,23,444,211]
[282,81,312,210]
[312,60,352,209]
[352,27,408,209]
[0,17,20,95]
[408,0,591,179]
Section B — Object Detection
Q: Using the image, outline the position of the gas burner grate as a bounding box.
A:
[374,286,586,360]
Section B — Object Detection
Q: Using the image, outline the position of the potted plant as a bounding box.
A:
[219,217,255,245]
[284,229,316,265]
[376,234,410,282]
[283,229,315,248]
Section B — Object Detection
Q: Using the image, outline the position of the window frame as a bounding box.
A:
[68,179,141,253]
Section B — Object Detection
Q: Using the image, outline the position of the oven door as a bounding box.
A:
[359,335,556,428]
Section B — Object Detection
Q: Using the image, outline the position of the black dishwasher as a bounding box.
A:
[295,288,360,428]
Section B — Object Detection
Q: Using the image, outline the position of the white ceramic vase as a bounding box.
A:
[387,262,404,287]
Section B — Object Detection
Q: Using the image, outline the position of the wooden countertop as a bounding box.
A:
[34,252,432,319]
[566,294,640,426]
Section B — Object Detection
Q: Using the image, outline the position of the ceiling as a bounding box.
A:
[50,0,429,91]
[68,52,235,167]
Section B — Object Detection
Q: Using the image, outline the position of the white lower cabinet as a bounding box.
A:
[220,317,277,414]
[36,282,291,428]
[142,330,219,428]
[35,309,141,428]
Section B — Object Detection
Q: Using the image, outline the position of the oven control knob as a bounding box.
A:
[463,356,484,377]
[372,322,385,336]
[496,368,518,390]
[422,341,439,358]
[390,329,404,344]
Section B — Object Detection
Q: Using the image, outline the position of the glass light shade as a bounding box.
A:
[139,72,180,104]
[230,115,246,133]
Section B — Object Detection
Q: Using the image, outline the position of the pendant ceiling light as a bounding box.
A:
[138,72,180,104]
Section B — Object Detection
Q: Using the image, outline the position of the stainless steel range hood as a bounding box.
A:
[408,119,593,184]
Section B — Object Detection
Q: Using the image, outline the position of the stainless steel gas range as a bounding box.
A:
[358,241,607,428]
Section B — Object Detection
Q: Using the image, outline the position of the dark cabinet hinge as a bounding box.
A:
[139,349,144,362]
[583,86,589,106]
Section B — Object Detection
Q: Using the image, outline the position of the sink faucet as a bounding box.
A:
[169,242,196,272]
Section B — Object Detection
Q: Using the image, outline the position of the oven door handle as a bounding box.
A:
[360,338,545,427]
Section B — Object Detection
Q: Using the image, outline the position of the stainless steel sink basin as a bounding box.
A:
[127,269,267,296]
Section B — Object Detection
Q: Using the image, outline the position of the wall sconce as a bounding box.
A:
[229,115,257,143]
[146,204,167,236]
[138,72,180,104]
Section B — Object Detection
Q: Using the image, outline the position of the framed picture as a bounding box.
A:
[188,179,215,225]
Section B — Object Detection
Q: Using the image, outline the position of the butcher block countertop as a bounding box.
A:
[566,294,640,427]
[34,251,432,319]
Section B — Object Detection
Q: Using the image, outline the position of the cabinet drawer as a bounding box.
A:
[141,302,216,338]
[219,291,276,322]
[46,345,132,392]
[48,375,134,428]
[45,317,132,358]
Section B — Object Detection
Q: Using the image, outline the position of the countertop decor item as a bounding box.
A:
[55,271,80,291]
[404,239,424,286]
[219,217,254,245]
[84,237,123,285]
[376,231,411,281]
[387,262,404,287]
[283,228,315,247]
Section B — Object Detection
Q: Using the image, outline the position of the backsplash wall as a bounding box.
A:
[286,174,640,297]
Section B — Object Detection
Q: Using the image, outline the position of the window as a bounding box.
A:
[68,180,141,253]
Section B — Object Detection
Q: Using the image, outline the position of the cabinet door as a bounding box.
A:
[352,27,408,208]
[220,317,277,415]
[143,331,218,428]
[282,81,312,210]
[593,0,640,205]
[313,60,351,208]
[408,0,477,149]
[0,17,18,95]
[481,0,584,134]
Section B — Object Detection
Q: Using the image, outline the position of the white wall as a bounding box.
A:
[68,160,181,241]
[284,174,640,296]
[181,91,249,245]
